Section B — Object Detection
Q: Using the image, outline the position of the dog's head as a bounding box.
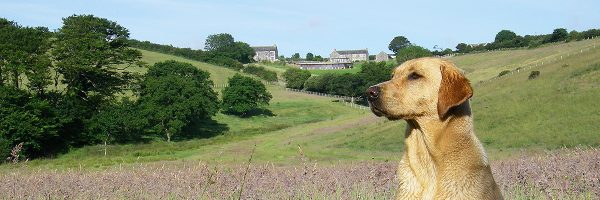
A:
[366,57,472,120]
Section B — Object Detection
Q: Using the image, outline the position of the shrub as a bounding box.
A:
[283,68,311,89]
[498,70,511,77]
[528,71,540,80]
[242,65,278,82]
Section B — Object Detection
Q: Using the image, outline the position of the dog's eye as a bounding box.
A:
[408,72,422,80]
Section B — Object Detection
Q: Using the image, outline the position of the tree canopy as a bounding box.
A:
[221,74,272,117]
[52,14,141,103]
[306,53,314,61]
[139,60,219,142]
[204,33,255,64]
[283,68,311,89]
[549,28,568,43]
[395,45,432,64]
[388,36,411,54]
[204,33,235,51]
[494,30,518,43]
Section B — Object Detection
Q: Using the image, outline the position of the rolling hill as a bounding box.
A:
[12,38,600,169]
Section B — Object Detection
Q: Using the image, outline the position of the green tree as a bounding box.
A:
[568,30,580,42]
[0,86,62,159]
[325,73,363,97]
[283,68,311,89]
[204,34,255,64]
[231,41,256,63]
[52,14,142,103]
[456,43,471,53]
[358,62,391,95]
[0,19,53,92]
[306,53,314,61]
[494,30,518,43]
[291,53,301,61]
[396,45,432,64]
[388,36,411,54]
[221,74,272,117]
[314,55,324,61]
[204,33,235,51]
[139,60,219,142]
[242,65,277,82]
[442,48,453,55]
[86,99,148,148]
[549,28,568,42]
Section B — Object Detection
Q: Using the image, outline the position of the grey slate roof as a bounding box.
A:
[252,46,277,52]
[335,49,368,55]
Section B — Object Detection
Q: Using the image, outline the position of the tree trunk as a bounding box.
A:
[104,140,107,156]
[166,130,171,142]
[12,70,18,88]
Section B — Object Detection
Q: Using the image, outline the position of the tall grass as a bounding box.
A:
[1,148,597,199]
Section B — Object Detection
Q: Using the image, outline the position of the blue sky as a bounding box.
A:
[2,0,599,57]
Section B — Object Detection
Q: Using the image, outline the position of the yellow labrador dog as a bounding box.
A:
[366,57,503,199]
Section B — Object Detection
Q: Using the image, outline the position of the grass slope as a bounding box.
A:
[450,38,600,82]
[132,49,240,85]
[7,39,600,169]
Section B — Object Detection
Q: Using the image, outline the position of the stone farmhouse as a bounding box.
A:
[330,49,369,62]
[251,45,278,62]
[375,51,390,62]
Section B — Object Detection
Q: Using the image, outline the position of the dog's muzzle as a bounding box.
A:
[366,86,385,117]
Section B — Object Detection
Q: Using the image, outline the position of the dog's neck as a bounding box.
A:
[402,101,490,194]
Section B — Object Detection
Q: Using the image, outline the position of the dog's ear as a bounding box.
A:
[437,63,473,119]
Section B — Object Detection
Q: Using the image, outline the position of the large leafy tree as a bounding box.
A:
[139,60,219,142]
[396,45,432,64]
[0,86,62,159]
[0,18,53,93]
[52,14,141,103]
[305,53,314,61]
[221,74,272,117]
[204,34,255,64]
[204,33,235,51]
[549,28,568,42]
[283,68,311,89]
[388,36,411,54]
[494,30,518,43]
[226,42,255,64]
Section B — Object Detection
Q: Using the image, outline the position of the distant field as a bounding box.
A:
[450,38,600,82]
[134,49,240,85]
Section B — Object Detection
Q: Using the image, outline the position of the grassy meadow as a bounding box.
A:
[450,38,600,82]
[5,38,600,168]
[2,38,600,199]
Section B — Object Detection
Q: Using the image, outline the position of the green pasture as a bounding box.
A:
[5,39,600,170]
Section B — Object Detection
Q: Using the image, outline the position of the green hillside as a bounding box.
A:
[450,38,600,82]
[132,49,240,85]
[13,39,600,169]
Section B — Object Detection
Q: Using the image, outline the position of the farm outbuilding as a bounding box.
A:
[297,62,353,70]
[375,51,390,62]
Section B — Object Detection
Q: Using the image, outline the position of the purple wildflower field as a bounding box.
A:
[1,148,598,199]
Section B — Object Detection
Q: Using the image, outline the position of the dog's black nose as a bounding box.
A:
[366,86,380,101]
